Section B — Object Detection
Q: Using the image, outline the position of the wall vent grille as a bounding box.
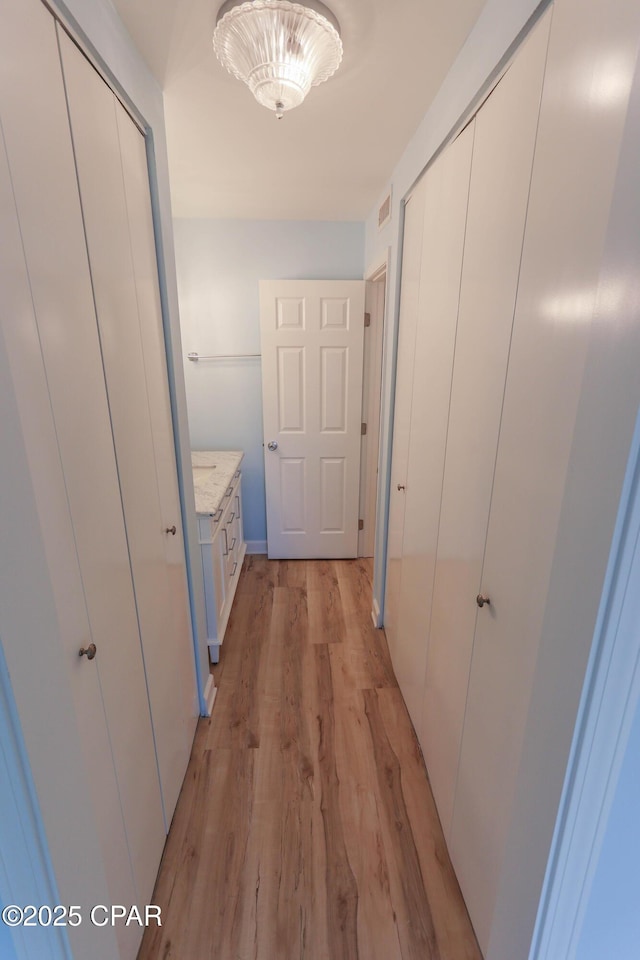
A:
[378,191,392,230]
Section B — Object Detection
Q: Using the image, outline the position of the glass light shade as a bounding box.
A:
[213,0,343,117]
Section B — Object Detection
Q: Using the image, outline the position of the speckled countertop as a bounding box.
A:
[191,450,243,515]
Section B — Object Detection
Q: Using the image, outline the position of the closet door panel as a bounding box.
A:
[449,0,640,950]
[0,0,161,931]
[394,124,474,730]
[59,31,192,830]
[116,103,197,817]
[384,180,427,660]
[421,13,551,838]
[0,93,128,960]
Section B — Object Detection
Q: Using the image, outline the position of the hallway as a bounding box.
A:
[139,557,481,959]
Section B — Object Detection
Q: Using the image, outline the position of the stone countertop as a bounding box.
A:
[191,450,243,515]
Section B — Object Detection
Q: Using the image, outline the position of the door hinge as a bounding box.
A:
[361,422,367,436]
[359,519,364,531]
[364,312,371,327]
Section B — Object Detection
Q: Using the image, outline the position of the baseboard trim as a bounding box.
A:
[203,674,217,717]
[246,540,267,554]
[371,597,382,629]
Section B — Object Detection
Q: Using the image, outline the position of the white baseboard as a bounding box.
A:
[203,674,217,717]
[371,597,382,629]
[246,540,267,554]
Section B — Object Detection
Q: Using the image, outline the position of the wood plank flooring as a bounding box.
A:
[138,557,481,960]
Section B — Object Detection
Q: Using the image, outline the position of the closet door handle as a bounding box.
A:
[79,643,97,660]
[165,525,177,536]
[397,484,406,491]
[476,594,491,608]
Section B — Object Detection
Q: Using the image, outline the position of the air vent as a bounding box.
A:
[378,190,392,230]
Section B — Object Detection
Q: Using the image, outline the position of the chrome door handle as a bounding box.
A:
[267,441,278,451]
[476,594,491,608]
[79,643,97,660]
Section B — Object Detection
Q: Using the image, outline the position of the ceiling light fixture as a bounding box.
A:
[213,0,343,119]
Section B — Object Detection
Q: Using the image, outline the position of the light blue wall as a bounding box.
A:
[575,695,640,960]
[0,903,18,960]
[174,218,365,544]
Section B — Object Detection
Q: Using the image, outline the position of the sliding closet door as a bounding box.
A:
[421,12,551,838]
[393,124,474,730]
[116,95,198,811]
[0,18,126,959]
[449,0,640,950]
[0,0,163,948]
[384,180,427,660]
[59,30,196,826]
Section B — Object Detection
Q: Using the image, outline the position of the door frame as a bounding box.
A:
[529,409,640,959]
[358,259,387,560]
[0,644,70,960]
[363,249,391,626]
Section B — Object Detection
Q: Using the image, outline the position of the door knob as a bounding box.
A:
[79,643,97,660]
[165,525,177,535]
[397,484,405,491]
[267,441,278,451]
[476,594,491,609]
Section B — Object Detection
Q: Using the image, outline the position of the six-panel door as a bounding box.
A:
[260,280,366,559]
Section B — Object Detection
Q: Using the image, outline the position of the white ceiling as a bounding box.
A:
[112,0,486,220]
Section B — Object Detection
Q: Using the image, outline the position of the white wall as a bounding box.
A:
[51,0,209,702]
[364,0,549,615]
[174,218,365,545]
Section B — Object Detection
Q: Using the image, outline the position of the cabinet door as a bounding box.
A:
[384,180,427,661]
[393,123,474,731]
[421,12,550,838]
[59,31,196,829]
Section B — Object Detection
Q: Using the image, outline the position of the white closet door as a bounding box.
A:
[393,123,474,731]
[0,44,124,960]
[0,0,161,951]
[116,100,198,817]
[421,12,551,838]
[449,0,640,950]
[384,181,427,661]
[59,30,195,828]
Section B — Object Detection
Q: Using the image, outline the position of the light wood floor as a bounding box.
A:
[138,557,481,960]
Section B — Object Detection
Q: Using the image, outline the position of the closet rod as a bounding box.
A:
[187,351,261,361]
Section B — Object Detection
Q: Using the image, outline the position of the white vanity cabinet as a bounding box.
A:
[194,453,247,662]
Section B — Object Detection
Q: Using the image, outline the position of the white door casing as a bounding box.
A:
[260,280,366,559]
[384,183,427,662]
[358,275,386,558]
